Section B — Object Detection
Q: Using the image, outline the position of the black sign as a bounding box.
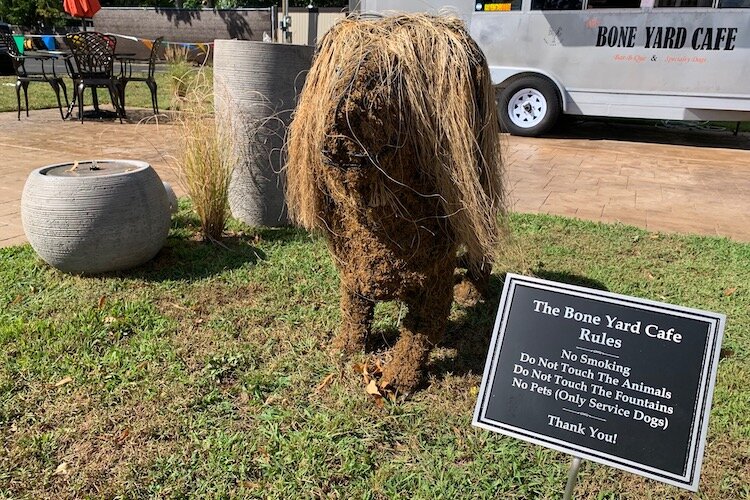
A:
[473,274,725,491]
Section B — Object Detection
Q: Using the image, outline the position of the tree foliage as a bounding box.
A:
[99,0,347,7]
[0,0,65,28]
[0,0,347,28]
[101,0,174,6]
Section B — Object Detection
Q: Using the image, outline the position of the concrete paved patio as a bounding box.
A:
[2,109,749,247]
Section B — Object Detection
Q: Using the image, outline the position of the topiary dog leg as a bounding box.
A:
[333,282,375,356]
[381,277,454,393]
[458,253,492,298]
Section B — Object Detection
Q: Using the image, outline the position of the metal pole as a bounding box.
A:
[281,0,291,44]
[562,457,583,500]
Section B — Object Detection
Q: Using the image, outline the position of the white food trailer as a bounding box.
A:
[355,0,750,136]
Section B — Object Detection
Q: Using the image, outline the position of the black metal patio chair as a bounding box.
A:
[118,36,163,116]
[0,32,69,120]
[64,31,124,123]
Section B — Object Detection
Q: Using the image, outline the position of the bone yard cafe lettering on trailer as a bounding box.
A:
[473,274,725,491]
[595,25,738,51]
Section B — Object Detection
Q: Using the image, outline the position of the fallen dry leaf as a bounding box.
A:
[724,287,738,297]
[54,376,73,388]
[54,462,70,475]
[115,428,130,445]
[315,373,336,393]
[352,363,367,376]
[352,363,371,383]
[97,295,107,309]
[366,379,393,408]
[11,294,23,305]
[720,347,734,359]
[366,379,381,397]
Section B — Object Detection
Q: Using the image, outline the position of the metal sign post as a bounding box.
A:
[563,457,583,500]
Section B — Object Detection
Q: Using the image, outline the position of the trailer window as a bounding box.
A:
[718,0,750,5]
[531,0,584,9]
[655,0,712,5]
[587,0,640,6]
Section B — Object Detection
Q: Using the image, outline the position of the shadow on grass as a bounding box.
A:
[429,271,609,379]
[100,213,311,282]
[129,235,267,282]
[532,270,609,291]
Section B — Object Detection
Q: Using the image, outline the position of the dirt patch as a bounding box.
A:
[3,381,188,498]
[156,282,263,328]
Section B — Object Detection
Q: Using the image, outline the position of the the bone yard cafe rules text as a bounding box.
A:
[473,274,724,491]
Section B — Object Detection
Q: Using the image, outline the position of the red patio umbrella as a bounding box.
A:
[63,0,101,22]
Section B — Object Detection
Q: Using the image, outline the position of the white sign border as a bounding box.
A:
[472,273,725,492]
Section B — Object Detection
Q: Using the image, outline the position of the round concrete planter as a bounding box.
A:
[21,160,171,274]
[213,40,314,227]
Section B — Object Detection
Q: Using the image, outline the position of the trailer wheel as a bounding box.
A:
[498,76,561,137]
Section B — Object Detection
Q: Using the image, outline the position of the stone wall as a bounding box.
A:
[93,7,275,60]
[93,7,275,43]
[91,7,347,60]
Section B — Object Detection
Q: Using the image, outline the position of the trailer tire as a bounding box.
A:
[498,76,561,137]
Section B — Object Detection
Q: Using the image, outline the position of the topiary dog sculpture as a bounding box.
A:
[286,14,506,392]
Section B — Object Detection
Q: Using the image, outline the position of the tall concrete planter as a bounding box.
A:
[213,40,314,227]
[21,160,171,274]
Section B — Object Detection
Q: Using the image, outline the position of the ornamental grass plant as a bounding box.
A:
[171,67,236,242]
[165,46,194,104]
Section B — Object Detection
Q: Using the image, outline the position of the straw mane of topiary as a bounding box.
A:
[286,13,506,269]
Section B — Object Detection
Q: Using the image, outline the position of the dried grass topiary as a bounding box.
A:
[286,13,507,393]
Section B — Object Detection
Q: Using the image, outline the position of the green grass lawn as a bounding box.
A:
[0,73,173,114]
[0,209,748,499]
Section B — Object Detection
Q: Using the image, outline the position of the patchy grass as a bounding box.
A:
[0,208,748,499]
[0,73,173,114]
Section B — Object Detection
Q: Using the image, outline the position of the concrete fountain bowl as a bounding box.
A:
[21,159,172,274]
